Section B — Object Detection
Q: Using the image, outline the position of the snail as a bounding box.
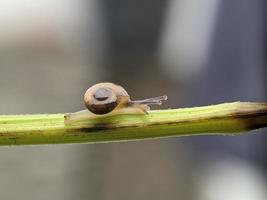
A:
[64,82,167,124]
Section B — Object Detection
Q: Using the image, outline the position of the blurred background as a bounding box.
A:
[0,0,266,199]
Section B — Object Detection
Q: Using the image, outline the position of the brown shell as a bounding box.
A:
[84,82,130,114]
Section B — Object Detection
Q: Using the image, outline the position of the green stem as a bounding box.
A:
[0,102,266,146]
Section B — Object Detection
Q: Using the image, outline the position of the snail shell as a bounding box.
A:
[84,82,130,114]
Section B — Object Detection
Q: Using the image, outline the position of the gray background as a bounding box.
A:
[0,0,266,199]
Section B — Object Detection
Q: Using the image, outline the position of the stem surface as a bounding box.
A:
[0,102,266,146]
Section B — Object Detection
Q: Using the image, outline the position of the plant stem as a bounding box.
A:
[0,102,266,146]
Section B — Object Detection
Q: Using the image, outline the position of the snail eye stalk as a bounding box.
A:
[131,95,168,106]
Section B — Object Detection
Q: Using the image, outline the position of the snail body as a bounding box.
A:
[64,82,167,124]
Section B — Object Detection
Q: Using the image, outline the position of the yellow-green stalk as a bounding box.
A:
[0,102,266,146]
